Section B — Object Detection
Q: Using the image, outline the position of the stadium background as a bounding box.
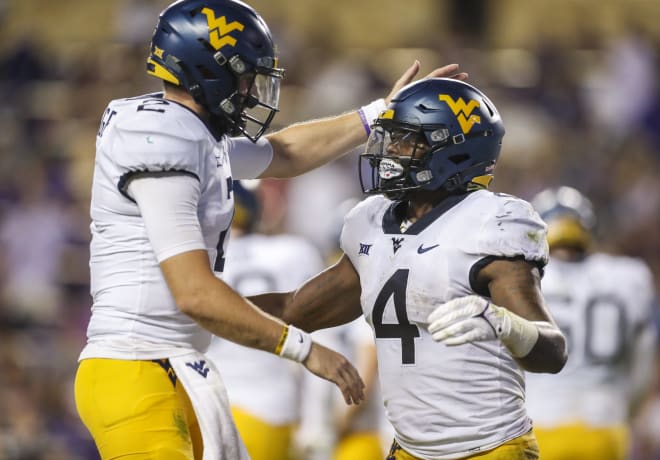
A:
[0,0,658,458]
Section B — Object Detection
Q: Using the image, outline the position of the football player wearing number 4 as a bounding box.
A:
[524,186,658,460]
[73,0,469,458]
[250,77,567,460]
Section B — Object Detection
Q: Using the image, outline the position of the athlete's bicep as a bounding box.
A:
[284,253,362,331]
[478,258,567,372]
[478,258,554,323]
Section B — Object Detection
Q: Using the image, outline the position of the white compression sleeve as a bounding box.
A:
[128,173,206,262]
[227,136,273,180]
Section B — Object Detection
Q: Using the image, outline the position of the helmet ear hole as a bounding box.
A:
[197,65,216,79]
[448,153,469,165]
[198,39,216,54]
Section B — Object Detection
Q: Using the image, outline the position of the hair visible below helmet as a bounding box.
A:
[531,186,596,251]
[147,0,284,141]
[232,180,261,232]
[360,78,505,199]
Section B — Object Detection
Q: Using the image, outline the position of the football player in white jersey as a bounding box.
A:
[72,0,469,458]
[525,186,658,460]
[250,78,568,460]
[205,181,326,460]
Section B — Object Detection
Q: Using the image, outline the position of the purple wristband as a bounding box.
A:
[358,108,372,136]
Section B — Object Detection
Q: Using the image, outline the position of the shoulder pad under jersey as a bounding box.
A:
[476,192,549,267]
[343,195,387,227]
[340,195,390,258]
[109,96,214,177]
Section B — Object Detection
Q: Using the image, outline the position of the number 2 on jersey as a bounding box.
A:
[98,108,116,137]
[372,269,420,364]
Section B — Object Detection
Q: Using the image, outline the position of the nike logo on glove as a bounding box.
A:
[417,243,439,254]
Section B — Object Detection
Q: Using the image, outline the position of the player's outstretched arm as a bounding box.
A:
[160,249,365,404]
[261,63,468,178]
[428,259,567,373]
[249,253,363,332]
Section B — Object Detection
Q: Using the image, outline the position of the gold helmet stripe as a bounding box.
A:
[467,174,493,190]
[146,58,180,85]
[379,109,395,120]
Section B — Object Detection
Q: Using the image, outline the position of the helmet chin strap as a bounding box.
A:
[173,60,205,106]
[440,161,495,193]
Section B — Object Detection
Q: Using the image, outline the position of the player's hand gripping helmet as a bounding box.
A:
[360,78,504,199]
[531,186,596,251]
[147,0,284,141]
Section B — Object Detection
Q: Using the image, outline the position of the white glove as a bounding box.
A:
[427,295,539,357]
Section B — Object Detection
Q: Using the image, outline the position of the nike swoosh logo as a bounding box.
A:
[297,333,303,343]
[417,243,439,254]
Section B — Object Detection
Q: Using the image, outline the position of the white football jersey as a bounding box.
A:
[340,190,548,460]
[205,233,326,425]
[526,253,656,427]
[81,93,270,360]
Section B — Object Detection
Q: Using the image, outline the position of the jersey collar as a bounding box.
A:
[382,192,471,235]
[161,93,226,141]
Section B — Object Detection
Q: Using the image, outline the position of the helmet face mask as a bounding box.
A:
[359,78,505,199]
[146,0,285,141]
[360,122,432,200]
[236,66,282,139]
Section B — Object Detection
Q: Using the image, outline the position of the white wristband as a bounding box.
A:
[278,325,313,363]
[492,305,540,358]
[427,295,544,358]
[357,98,387,136]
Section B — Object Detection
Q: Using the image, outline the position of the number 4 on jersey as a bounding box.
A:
[372,269,420,364]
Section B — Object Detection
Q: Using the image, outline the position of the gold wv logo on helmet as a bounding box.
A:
[201,7,245,50]
[439,94,481,134]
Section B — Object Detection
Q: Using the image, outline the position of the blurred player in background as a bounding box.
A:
[250,77,567,460]
[73,0,468,457]
[208,186,386,460]
[294,319,386,460]
[526,186,658,460]
[326,200,388,460]
[278,198,387,460]
[205,180,326,460]
[295,199,388,460]
[330,318,386,460]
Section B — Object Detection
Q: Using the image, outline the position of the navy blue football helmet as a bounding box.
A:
[531,186,596,250]
[360,78,505,199]
[147,0,284,141]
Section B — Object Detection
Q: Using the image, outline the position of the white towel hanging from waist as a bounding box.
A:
[170,351,250,460]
